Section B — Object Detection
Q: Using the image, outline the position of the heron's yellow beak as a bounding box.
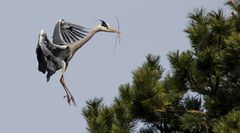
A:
[107,28,120,34]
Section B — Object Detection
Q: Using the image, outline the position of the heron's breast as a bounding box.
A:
[52,49,69,59]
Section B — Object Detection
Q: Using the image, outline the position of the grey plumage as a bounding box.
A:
[36,19,88,82]
[53,19,88,45]
[36,19,120,106]
[36,33,67,81]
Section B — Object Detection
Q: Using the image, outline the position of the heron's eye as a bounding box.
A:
[104,25,109,29]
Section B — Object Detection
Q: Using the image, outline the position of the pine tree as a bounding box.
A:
[213,108,240,133]
[83,1,240,132]
[82,98,114,133]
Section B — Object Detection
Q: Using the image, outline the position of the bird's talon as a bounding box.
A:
[63,94,76,106]
[70,96,77,106]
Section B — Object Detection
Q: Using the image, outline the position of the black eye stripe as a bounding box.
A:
[101,21,109,28]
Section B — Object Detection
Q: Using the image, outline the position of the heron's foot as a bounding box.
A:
[63,94,77,106]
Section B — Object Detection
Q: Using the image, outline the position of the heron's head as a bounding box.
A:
[98,19,120,34]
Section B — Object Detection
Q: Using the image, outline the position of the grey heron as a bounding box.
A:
[36,19,120,106]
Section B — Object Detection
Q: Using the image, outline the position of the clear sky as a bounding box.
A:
[0,0,227,132]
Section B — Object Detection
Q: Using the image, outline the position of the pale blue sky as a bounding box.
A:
[0,0,227,132]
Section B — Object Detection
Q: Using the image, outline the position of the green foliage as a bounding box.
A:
[213,109,240,133]
[83,88,135,133]
[168,50,196,92]
[112,85,135,133]
[180,113,208,133]
[131,55,167,120]
[82,98,114,133]
[83,2,240,133]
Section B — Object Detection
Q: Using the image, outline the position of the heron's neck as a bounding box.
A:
[69,27,100,53]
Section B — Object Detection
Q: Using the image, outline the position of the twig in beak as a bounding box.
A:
[111,15,121,52]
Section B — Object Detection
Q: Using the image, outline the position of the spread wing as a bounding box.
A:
[36,43,47,74]
[53,19,89,45]
[36,33,63,81]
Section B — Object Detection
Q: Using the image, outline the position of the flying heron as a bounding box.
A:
[36,19,120,106]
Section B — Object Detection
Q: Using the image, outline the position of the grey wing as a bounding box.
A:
[36,44,47,74]
[53,19,88,45]
[36,35,62,81]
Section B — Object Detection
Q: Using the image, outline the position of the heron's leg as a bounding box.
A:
[60,75,71,101]
[60,61,77,106]
[60,75,75,104]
